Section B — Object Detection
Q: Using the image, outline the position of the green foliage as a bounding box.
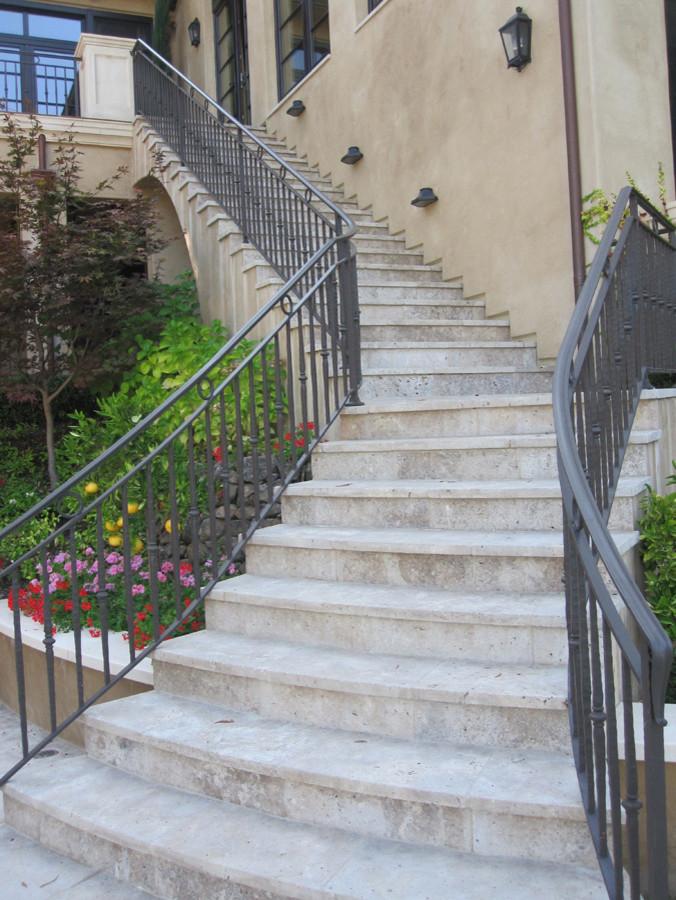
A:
[638,468,676,701]
[0,112,165,488]
[57,273,284,526]
[581,162,672,245]
[152,0,171,61]
[0,437,58,577]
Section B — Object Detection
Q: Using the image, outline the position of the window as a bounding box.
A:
[368,0,384,11]
[275,0,329,99]
[0,2,152,116]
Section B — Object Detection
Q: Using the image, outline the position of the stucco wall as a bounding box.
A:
[160,1,676,363]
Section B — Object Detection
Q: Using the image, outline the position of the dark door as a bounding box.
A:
[214,0,250,124]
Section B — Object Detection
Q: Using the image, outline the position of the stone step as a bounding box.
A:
[206,574,568,663]
[351,232,411,253]
[360,320,511,342]
[361,341,538,370]
[354,247,426,266]
[357,263,444,284]
[152,630,570,750]
[358,285,472,313]
[338,394,557,440]
[245,523,639,594]
[357,368,553,400]
[313,430,660,481]
[281,477,649,532]
[83,690,595,866]
[3,755,607,900]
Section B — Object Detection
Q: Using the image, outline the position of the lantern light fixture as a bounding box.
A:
[188,18,201,48]
[286,100,306,117]
[411,187,438,208]
[340,146,363,165]
[499,7,532,72]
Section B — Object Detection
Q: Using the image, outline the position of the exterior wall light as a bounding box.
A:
[499,7,532,72]
[411,188,438,208]
[188,18,201,48]
[286,100,306,117]
[341,146,363,165]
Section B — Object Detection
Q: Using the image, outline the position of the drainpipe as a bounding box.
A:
[558,0,586,300]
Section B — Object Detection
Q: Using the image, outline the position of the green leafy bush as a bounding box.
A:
[57,273,284,528]
[638,468,676,702]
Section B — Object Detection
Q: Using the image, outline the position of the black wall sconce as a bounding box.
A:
[341,146,363,165]
[499,7,532,72]
[286,100,306,117]
[188,18,201,48]
[411,188,438,208]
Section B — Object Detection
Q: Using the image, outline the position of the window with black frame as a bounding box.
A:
[0,2,151,117]
[368,0,384,11]
[275,0,329,99]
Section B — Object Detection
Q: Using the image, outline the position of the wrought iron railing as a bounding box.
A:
[0,41,360,784]
[0,48,79,117]
[554,187,675,899]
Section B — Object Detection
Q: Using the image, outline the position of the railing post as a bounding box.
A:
[336,222,362,406]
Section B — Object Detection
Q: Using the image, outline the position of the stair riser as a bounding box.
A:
[83,725,591,865]
[357,370,553,400]
[205,596,568,664]
[339,403,555,440]
[2,793,292,900]
[356,251,425,266]
[352,237,410,252]
[152,659,569,751]
[246,541,568,593]
[357,267,443,284]
[358,284,465,304]
[312,441,652,482]
[280,492,642,532]
[361,346,538,369]
[360,323,511,341]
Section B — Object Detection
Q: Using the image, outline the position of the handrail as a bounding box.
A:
[553,186,675,898]
[0,46,361,784]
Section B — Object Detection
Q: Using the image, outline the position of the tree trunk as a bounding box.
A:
[41,389,59,490]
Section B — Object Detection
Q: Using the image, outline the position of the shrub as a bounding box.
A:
[638,469,676,702]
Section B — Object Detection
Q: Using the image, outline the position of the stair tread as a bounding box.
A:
[247,522,638,556]
[284,476,649,499]
[84,690,584,817]
[5,756,607,900]
[341,393,554,414]
[152,629,568,707]
[316,430,660,452]
[210,573,565,624]
[361,340,535,349]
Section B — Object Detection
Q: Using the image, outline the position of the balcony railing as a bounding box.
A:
[0,47,79,117]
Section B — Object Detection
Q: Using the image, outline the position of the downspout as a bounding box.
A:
[558,0,586,300]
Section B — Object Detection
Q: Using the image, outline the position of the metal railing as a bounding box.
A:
[0,40,360,784]
[553,187,675,899]
[0,48,79,117]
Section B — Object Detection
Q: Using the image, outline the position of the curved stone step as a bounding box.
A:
[357,368,553,400]
[312,431,659,481]
[151,629,570,750]
[206,573,567,663]
[361,341,539,370]
[281,477,649,532]
[3,755,607,900]
[82,690,595,866]
[245,523,638,593]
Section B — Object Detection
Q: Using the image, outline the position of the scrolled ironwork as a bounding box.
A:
[0,41,361,785]
[554,186,676,898]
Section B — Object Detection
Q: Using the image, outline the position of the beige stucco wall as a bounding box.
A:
[170,0,218,102]
[574,0,675,212]
[0,114,135,196]
[260,0,573,364]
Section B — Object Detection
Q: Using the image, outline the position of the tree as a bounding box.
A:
[0,113,165,489]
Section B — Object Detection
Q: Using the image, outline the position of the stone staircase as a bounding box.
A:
[3,127,658,898]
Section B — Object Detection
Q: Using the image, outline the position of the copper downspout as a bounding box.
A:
[558,0,586,300]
